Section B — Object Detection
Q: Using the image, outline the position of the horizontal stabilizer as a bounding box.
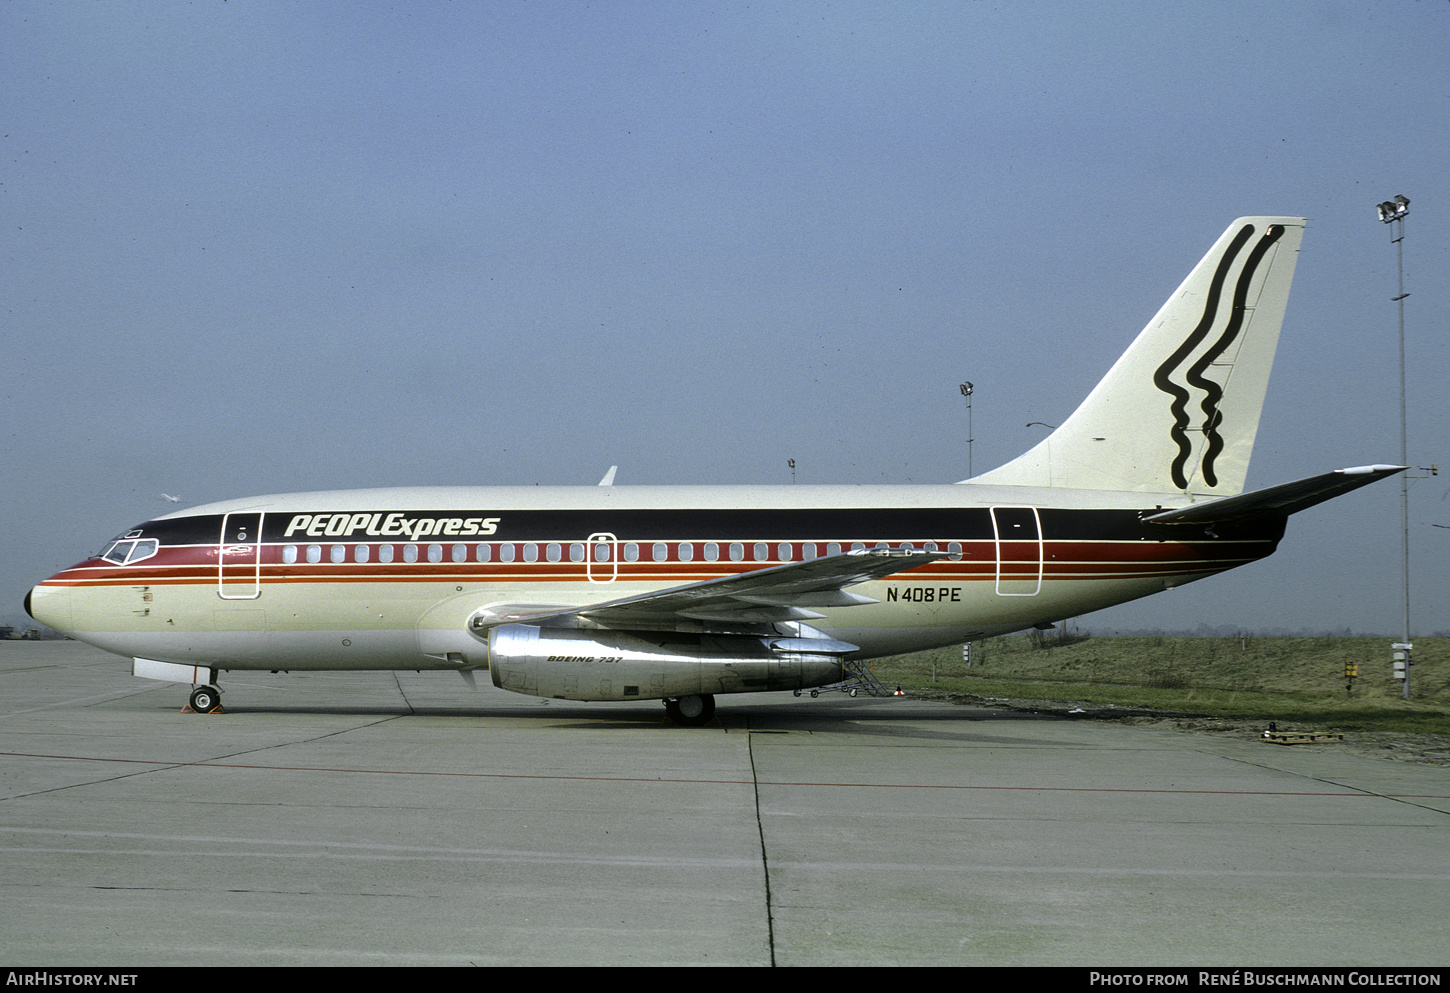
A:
[1142,465,1406,525]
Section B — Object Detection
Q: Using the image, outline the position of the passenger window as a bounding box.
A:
[948,541,962,560]
[652,542,668,562]
[500,543,515,563]
[778,542,792,561]
[475,543,490,562]
[307,544,322,563]
[283,545,298,564]
[625,543,638,562]
[827,542,842,556]
[403,544,418,563]
[924,541,938,552]
[729,542,743,561]
[379,544,395,563]
[428,543,443,563]
[678,542,693,562]
[355,544,370,563]
[851,542,865,552]
[546,543,561,563]
[570,543,584,563]
[704,542,719,562]
[524,543,538,563]
[452,543,467,563]
[803,542,817,560]
[754,542,768,561]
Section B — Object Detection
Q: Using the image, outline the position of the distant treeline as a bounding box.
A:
[1080,625,1450,639]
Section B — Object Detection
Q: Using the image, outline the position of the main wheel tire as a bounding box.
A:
[189,685,220,713]
[664,694,716,727]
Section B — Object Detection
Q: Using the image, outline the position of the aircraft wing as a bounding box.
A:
[1142,465,1407,525]
[476,548,947,631]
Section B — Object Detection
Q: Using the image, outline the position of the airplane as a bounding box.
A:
[25,216,1403,725]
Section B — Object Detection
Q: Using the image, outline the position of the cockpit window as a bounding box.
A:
[99,539,159,565]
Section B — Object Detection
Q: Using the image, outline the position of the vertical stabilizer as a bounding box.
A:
[969,217,1305,497]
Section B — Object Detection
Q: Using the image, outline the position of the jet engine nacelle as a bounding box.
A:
[486,623,845,702]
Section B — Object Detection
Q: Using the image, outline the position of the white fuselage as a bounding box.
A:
[28,482,1279,691]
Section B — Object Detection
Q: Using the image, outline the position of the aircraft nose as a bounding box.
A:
[25,582,69,633]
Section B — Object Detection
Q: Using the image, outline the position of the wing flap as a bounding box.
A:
[470,548,945,633]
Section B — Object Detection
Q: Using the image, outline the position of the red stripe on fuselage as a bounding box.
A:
[37,537,1273,589]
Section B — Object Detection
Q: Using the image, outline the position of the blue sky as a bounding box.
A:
[5,1,1448,637]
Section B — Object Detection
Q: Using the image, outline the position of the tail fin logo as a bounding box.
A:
[1152,223,1285,490]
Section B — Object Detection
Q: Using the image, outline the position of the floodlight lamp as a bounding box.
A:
[1378,196,1410,223]
[959,382,974,397]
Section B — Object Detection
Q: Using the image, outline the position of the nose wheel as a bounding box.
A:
[663,694,715,727]
[188,685,224,714]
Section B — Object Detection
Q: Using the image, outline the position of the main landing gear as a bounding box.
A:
[663,694,715,727]
[187,684,224,714]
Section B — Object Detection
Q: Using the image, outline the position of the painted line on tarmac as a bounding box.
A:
[2,748,1447,799]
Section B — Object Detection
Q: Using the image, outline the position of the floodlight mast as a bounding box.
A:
[959,382,974,478]
[1377,194,1412,699]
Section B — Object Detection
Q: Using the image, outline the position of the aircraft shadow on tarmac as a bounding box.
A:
[139,690,1073,746]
